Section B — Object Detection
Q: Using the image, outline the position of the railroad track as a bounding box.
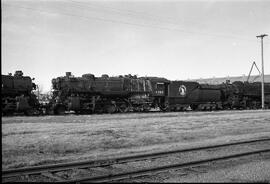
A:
[3,137,270,183]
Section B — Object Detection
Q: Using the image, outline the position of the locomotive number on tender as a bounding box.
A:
[156,90,164,94]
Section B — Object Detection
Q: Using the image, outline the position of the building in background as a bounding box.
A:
[189,75,270,84]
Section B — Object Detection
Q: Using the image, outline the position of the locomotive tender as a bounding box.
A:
[2,71,270,116]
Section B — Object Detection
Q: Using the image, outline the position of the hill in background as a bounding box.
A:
[188,74,270,84]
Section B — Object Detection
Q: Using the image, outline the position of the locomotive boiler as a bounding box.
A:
[51,72,153,114]
[93,74,153,113]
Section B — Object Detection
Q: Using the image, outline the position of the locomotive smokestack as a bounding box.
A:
[14,71,23,77]
[66,72,72,77]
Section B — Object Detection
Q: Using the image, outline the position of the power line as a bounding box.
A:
[2,3,207,35]
[69,0,207,28]
[2,3,265,43]
[68,0,264,43]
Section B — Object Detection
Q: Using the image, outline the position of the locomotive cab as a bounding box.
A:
[142,77,170,110]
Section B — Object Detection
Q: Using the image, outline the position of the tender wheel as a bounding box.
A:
[24,109,35,116]
[190,104,198,111]
[142,105,151,112]
[54,105,65,115]
[159,104,169,112]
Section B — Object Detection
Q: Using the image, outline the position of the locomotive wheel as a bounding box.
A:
[74,110,81,115]
[93,103,104,114]
[159,105,169,112]
[190,104,198,111]
[119,103,129,113]
[25,109,34,116]
[105,105,116,114]
[3,110,14,116]
[133,106,140,112]
[77,109,92,115]
[47,109,55,115]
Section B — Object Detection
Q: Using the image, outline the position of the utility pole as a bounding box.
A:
[256,34,268,109]
[37,85,40,102]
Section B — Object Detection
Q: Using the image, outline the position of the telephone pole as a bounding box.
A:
[256,34,268,109]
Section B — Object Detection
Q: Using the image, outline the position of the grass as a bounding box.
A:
[2,109,270,169]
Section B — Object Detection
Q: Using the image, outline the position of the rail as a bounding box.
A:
[72,149,270,183]
[2,137,270,182]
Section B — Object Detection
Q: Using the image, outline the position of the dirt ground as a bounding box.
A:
[126,153,270,183]
[2,109,270,170]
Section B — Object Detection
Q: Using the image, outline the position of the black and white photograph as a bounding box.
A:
[2,0,270,182]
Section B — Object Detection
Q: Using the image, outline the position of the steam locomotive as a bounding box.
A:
[2,71,270,116]
[2,71,40,115]
[50,72,156,114]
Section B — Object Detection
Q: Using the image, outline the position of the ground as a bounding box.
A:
[162,158,270,183]
[2,109,270,180]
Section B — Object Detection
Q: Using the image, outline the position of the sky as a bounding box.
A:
[2,0,270,92]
